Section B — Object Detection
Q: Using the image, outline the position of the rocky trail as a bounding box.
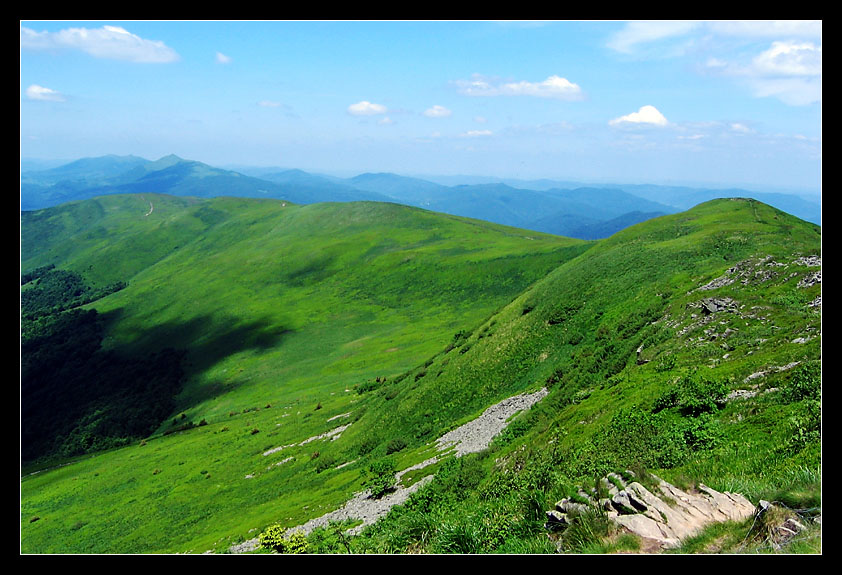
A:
[226,383,808,554]
[227,388,548,553]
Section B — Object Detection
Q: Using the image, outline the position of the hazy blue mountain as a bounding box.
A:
[539,187,678,220]
[422,174,586,191]
[603,183,821,225]
[345,172,455,207]
[20,155,819,239]
[257,169,395,203]
[341,175,678,238]
[422,184,578,229]
[21,154,150,187]
[20,155,390,210]
[567,211,668,240]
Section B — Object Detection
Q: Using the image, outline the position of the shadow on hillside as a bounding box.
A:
[98,307,293,384]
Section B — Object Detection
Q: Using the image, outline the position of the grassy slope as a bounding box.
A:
[361,198,819,436]
[20,194,589,553]
[20,197,821,554]
[351,198,821,553]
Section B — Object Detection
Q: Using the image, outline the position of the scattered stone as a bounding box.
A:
[700,297,738,315]
[793,255,821,267]
[798,271,821,288]
[697,275,734,291]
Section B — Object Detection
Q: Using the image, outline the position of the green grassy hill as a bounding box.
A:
[20,194,588,553]
[19,195,821,554]
[350,197,821,553]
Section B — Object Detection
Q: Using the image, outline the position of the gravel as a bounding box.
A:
[226,387,548,553]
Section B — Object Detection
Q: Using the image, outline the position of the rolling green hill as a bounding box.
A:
[19,195,821,554]
[20,194,588,553]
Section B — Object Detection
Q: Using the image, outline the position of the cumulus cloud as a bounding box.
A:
[424,105,452,118]
[347,100,388,116]
[20,25,179,63]
[752,41,821,77]
[456,74,583,100]
[25,84,65,102]
[216,52,232,64]
[609,105,669,127]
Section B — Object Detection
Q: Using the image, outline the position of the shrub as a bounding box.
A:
[315,454,337,473]
[306,520,355,553]
[653,373,728,416]
[782,399,821,455]
[363,458,396,498]
[654,354,677,372]
[780,361,821,404]
[259,525,309,554]
[385,438,407,454]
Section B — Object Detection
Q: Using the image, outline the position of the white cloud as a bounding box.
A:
[609,21,821,106]
[747,76,821,106]
[258,100,282,108]
[424,105,452,118]
[456,74,583,100]
[378,116,394,125]
[21,25,179,63]
[609,105,669,127]
[706,20,822,40]
[608,20,821,55]
[730,123,753,134]
[462,129,493,137]
[347,100,388,116]
[216,52,232,64]
[752,41,821,77]
[607,20,701,54]
[706,40,822,106]
[25,84,65,102]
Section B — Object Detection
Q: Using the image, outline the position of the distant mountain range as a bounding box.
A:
[20,154,821,239]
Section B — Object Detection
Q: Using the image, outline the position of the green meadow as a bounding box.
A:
[21,194,587,553]
[20,195,821,554]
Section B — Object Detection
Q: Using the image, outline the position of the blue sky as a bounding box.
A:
[20,20,821,194]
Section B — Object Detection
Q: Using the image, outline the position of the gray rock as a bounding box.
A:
[555,475,757,551]
[546,510,570,526]
[611,491,638,515]
[556,498,589,516]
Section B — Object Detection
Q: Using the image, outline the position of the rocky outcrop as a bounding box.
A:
[546,472,756,550]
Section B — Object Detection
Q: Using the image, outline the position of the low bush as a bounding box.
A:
[259,525,309,554]
[385,438,407,454]
[653,373,728,416]
[363,458,396,498]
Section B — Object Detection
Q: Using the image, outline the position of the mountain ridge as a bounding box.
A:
[21,154,820,238]
[21,193,820,554]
